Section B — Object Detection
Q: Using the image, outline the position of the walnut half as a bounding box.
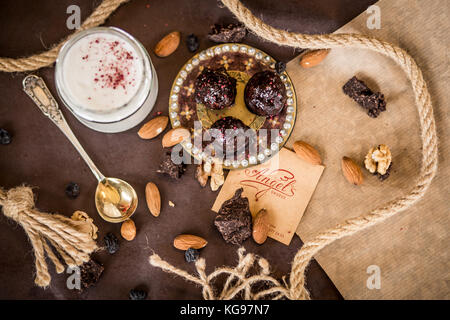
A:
[364,144,392,176]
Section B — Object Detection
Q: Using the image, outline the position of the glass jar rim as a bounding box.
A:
[55,27,152,124]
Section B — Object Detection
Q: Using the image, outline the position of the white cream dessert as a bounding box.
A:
[56,27,158,133]
[62,33,144,113]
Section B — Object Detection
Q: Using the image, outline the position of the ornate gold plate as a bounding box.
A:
[168,43,297,169]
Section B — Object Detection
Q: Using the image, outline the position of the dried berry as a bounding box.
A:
[275,61,286,74]
[343,76,386,118]
[129,289,148,300]
[65,182,80,199]
[208,23,247,43]
[186,34,199,52]
[103,232,119,254]
[185,248,200,263]
[79,260,104,290]
[0,128,12,145]
[157,150,186,179]
[214,188,252,245]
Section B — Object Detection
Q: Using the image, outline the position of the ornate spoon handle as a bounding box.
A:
[23,75,105,182]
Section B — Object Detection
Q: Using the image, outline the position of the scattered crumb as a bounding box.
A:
[169,200,175,207]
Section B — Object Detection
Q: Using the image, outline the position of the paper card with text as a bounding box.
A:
[212,148,324,245]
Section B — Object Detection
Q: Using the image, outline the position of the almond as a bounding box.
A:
[120,219,136,241]
[162,127,190,148]
[252,209,269,245]
[138,116,168,139]
[145,182,161,217]
[299,49,330,68]
[173,234,208,250]
[293,141,322,165]
[341,156,363,185]
[154,31,181,57]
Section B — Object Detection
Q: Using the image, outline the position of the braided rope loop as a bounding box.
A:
[220,0,438,299]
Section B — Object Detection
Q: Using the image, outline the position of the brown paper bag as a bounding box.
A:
[288,0,449,299]
[212,148,324,245]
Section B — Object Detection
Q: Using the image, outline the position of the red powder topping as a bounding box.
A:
[83,37,137,90]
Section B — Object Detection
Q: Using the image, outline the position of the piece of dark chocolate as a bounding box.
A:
[214,188,252,245]
[158,150,186,179]
[343,76,386,118]
[78,260,104,290]
[208,23,247,43]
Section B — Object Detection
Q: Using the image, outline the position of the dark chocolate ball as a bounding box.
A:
[206,116,253,157]
[244,70,287,116]
[194,68,237,110]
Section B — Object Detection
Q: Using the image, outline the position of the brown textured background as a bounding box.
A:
[0,0,375,299]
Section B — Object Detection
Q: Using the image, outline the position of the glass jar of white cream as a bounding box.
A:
[55,27,158,133]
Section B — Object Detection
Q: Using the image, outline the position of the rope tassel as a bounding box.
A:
[0,186,97,287]
[149,248,290,300]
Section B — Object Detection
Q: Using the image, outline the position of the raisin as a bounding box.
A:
[186,34,199,52]
[129,289,148,300]
[103,232,119,254]
[65,182,80,199]
[0,128,12,145]
[275,61,286,74]
[185,248,199,263]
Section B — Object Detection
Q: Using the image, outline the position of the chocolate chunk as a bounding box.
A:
[214,188,252,245]
[343,76,386,118]
[208,23,247,43]
[195,68,237,110]
[244,70,287,116]
[79,260,104,290]
[158,150,186,179]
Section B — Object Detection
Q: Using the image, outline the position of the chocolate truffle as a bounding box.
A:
[244,70,287,116]
[194,68,237,110]
[205,116,254,157]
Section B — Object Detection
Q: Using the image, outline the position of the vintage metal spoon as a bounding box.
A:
[23,75,137,223]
